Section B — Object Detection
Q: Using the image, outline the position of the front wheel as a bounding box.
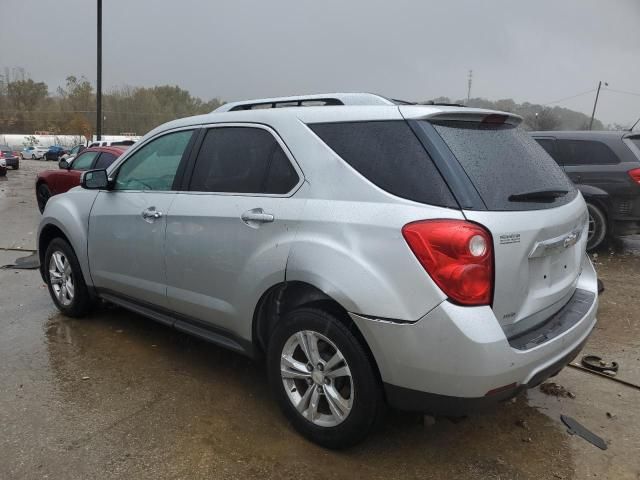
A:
[32,154,36,159]
[267,308,383,449]
[44,238,94,317]
[586,203,607,251]
[36,183,51,213]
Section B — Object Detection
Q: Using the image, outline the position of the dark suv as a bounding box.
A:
[532,131,640,250]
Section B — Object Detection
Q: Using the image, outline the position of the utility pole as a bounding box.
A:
[589,80,607,130]
[467,70,473,105]
[96,0,102,141]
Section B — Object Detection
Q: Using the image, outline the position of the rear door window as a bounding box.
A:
[189,127,299,194]
[309,121,457,208]
[430,120,575,211]
[555,139,620,166]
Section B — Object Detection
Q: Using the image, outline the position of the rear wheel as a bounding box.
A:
[586,203,607,251]
[31,154,36,159]
[44,238,94,317]
[267,307,382,449]
[37,184,51,213]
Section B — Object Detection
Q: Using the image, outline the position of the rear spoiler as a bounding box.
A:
[400,106,523,126]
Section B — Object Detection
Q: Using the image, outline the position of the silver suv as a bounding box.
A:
[38,93,599,448]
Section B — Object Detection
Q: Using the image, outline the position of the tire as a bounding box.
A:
[267,307,383,449]
[20,153,25,160]
[44,238,94,317]
[586,203,607,251]
[32,154,36,159]
[36,183,51,213]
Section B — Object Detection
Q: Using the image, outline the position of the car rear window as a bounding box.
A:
[429,120,576,211]
[309,121,457,208]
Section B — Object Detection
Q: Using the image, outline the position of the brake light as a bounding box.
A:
[402,220,494,306]
[481,114,508,124]
[628,168,640,185]
[0,152,4,158]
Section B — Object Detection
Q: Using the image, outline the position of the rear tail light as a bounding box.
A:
[628,168,640,185]
[0,152,4,158]
[402,219,494,306]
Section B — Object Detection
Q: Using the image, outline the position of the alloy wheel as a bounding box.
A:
[49,251,75,306]
[280,330,353,427]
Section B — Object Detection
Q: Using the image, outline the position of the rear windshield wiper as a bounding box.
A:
[508,189,568,202]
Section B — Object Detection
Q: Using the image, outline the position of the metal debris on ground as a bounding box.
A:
[539,381,576,398]
[0,252,40,270]
[581,355,619,375]
[560,415,608,450]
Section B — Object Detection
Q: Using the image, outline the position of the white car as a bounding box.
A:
[60,144,86,162]
[21,145,48,160]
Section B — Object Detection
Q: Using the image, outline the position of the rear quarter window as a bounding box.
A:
[555,139,620,166]
[309,121,457,208]
[431,120,576,211]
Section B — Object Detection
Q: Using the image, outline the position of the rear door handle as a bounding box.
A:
[241,208,274,227]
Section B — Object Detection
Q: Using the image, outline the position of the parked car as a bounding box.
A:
[0,145,20,169]
[35,146,125,213]
[88,140,136,148]
[0,158,6,176]
[60,144,86,162]
[44,145,68,161]
[21,145,48,159]
[532,131,640,250]
[38,93,598,448]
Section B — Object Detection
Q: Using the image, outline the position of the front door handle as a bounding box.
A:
[142,207,163,222]
[241,208,274,228]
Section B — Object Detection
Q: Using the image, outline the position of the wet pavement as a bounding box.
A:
[1,160,639,479]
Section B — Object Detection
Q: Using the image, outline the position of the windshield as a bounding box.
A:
[429,120,576,211]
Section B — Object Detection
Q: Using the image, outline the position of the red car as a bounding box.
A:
[36,146,126,213]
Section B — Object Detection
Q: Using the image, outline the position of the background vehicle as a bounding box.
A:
[60,144,86,162]
[36,146,125,213]
[38,94,598,448]
[88,140,136,148]
[532,131,640,250]
[0,145,20,170]
[21,145,48,159]
[44,145,68,161]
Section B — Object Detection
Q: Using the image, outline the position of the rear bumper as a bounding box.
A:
[4,157,19,167]
[350,254,598,413]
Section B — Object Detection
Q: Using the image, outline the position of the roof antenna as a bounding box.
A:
[628,117,640,132]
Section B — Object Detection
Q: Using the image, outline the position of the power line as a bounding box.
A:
[603,87,640,98]
[542,88,596,106]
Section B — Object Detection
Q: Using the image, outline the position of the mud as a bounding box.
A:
[0,160,639,479]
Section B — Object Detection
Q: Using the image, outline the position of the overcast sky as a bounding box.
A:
[2,0,639,125]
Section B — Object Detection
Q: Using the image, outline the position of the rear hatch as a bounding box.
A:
[401,107,588,334]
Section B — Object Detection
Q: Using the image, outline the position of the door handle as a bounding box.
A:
[142,207,163,221]
[241,208,274,227]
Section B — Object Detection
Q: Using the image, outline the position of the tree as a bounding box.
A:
[7,79,48,110]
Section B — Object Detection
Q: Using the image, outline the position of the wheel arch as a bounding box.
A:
[252,281,383,383]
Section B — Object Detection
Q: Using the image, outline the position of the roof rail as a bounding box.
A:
[214,93,395,112]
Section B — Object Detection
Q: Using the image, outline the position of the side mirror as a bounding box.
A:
[59,159,69,169]
[81,169,110,190]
